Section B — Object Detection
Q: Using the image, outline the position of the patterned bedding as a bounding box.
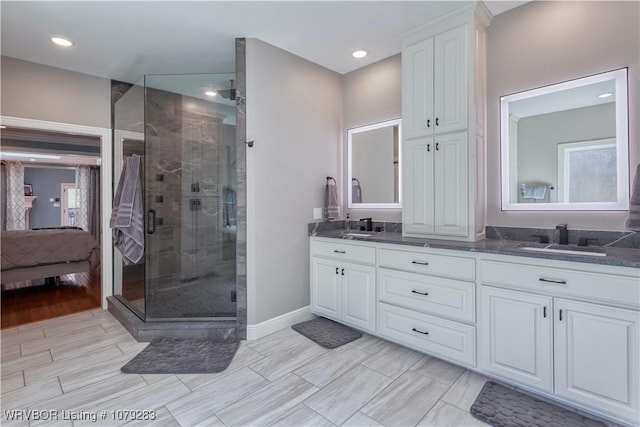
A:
[1,229,100,272]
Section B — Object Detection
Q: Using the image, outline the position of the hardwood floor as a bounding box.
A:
[1,268,101,329]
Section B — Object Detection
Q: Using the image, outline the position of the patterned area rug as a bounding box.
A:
[292,317,362,349]
[121,339,239,374]
[470,381,607,427]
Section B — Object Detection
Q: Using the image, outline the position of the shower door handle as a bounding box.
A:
[147,209,156,234]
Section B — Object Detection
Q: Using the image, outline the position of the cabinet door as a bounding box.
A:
[434,131,468,236]
[479,286,553,392]
[555,299,639,424]
[311,258,341,320]
[402,137,435,235]
[433,24,468,134]
[402,38,434,139]
[342,263,376,333]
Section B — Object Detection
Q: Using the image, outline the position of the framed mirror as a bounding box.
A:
[500,68,629,211]
[348,119,401,209]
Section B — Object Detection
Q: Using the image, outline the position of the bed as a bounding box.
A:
[1,228,100,288]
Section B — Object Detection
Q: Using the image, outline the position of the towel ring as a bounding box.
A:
[326,176,336,184]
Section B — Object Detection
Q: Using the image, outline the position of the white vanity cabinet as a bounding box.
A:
[310,239,376,333]
[478,256,640,425]
[403,131,468,237]
[401,4,490,241]
[377,247,477,367]
[402,25,467,139]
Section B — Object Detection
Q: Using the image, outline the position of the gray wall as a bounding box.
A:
[246,39,343,324]
[342,54,402,221]
[24,167,75,229]
[487,1,639,230]
[1,56,111,128]
[352,126,395,203]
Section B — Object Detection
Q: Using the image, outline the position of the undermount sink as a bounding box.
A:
[520,245,606,257]
[342,232,373,237]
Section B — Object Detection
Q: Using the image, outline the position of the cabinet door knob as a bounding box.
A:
[543,306,547,318]
[427,119,431,128]
[411,290,429,296]
[427,144,431,152]
[333,250,346,254]
[411,260,429,266]
[412,327,429,335]
[435,142,440,151]
[559,309,563,321]
[341,268,345,276]
[335,267,339,275]
[435,117,439,126]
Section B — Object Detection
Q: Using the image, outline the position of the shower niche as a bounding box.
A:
[112,72,239,331]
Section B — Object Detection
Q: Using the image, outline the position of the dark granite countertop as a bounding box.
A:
[311,230,640,269]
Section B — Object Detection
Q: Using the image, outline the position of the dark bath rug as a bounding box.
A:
[470,381,607,427]
[121,339,239,374]
[292,316,362,349]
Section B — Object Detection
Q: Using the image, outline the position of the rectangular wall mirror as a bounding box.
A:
[348,118,402,209]
[500,68,629,211]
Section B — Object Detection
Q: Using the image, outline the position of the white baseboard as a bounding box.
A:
[246,305,315,340]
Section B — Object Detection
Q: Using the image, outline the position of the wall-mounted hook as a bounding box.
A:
[245,140,254,147]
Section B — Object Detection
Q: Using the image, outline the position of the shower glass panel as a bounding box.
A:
[113,77,146,318]
[113,73,237,321]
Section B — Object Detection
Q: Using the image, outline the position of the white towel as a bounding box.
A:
[522,184,548,200]
[625,163,640,231]
[325,180,340,220]
[110,155,144,264]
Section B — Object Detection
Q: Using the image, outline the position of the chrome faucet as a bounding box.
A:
[556,224,568,245]
[360,217,373,232]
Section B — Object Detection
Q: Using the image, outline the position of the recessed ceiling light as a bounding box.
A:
[30,159,37,162]
[51,37,74,47]
[352,50,368,59]
[598,92,613,99]
[0,152,62,160]
[205,91,217,97]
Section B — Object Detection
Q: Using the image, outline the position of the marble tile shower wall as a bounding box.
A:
[144,88,237,319]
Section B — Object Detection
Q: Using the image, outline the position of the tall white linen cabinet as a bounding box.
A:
[402,3,490,241]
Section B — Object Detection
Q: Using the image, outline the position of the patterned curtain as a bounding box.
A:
[5,161,26,230]
[75,166,100,241]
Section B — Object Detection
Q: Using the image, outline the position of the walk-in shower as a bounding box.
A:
[112,72,238,324]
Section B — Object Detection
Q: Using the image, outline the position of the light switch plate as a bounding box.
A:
[313,207,323,219]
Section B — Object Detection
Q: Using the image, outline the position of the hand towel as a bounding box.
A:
[352,178,362,204]
[521,184,548,200]
[110,155,145,264]
[625,163,640,231]
[325,179,340,220]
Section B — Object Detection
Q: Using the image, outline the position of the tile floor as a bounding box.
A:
[1,309,491,427]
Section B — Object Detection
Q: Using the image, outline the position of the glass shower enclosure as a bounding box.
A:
[113,73,237,321]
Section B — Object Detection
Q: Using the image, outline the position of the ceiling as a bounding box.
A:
[0,1,528,84]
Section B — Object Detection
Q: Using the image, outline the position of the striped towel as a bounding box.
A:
[325,180,340,220]
[110,155,144,264]
[625,163,640,231]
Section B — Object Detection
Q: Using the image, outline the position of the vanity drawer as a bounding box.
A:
[378,268,475,323]
[378,248,475,281]
[378,302,476,367]
[311,239,376,265]
[479,259,640,308]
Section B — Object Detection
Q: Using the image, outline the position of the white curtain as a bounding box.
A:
[75,166,100,241]
[5,161,25,230]
[75,166,90,232]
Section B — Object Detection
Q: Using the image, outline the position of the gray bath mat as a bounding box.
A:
[292,317,362,349]
[470,381,607,427]
[121,339,239,374]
